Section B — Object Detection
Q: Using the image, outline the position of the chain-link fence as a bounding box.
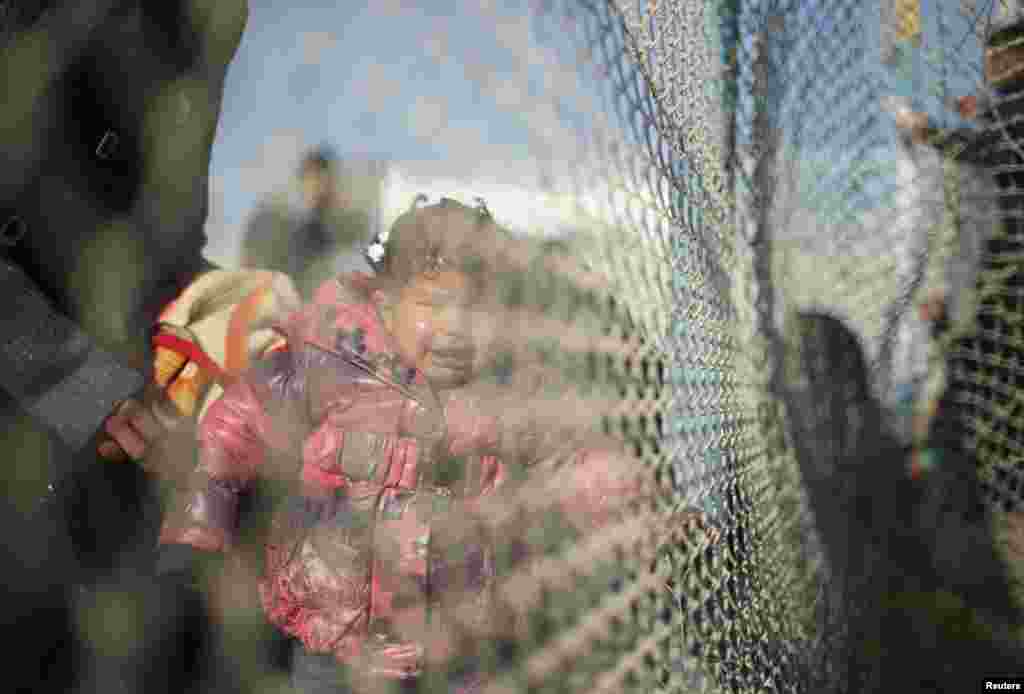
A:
[6,1,1024,693]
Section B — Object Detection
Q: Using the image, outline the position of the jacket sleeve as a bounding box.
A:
[521,431,642,534]
[556,443,642,532]
[158,348,310,552]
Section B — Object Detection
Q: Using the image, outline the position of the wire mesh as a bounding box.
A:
[7,0,1024,693]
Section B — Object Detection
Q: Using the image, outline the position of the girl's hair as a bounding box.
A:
[365,196,510,290]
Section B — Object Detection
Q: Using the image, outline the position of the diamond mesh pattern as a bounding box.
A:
[9,1,1024,693]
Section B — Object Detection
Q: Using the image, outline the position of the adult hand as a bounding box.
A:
[894,109,934,145]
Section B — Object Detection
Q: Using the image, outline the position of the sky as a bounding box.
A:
[202,0,604,266]
[199,0,996,268]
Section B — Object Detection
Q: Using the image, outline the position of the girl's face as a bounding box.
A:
[382,269,483,390]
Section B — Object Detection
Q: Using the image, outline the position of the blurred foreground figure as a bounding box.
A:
[0,2,302,692]
[158,197,645,693]
[782,312,1024,692]
[242,146,378,298]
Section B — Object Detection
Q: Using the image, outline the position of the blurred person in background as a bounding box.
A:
[782,312,1024,691]
[242,145,377,298]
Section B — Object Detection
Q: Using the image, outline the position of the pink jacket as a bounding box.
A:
[159,273,634,679]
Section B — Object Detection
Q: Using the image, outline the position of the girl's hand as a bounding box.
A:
[98,384,196,483]
[675,507,722,546]
[99,387,170,462]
